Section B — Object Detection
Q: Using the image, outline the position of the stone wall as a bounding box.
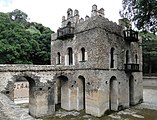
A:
[143,76,157,87]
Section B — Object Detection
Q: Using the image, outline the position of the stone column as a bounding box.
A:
[86,89,109,117]
[29,83,55,118]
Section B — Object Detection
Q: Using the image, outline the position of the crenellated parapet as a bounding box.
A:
[61,4,105,29]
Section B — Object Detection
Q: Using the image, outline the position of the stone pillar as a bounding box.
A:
[29,83,55,118]
[86,89,108,117]
[61,81,71,110]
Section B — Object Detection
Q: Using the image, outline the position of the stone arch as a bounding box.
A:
[110,47,116,68]
[109,76,118,111]
[67,21,72,27]
[3,72,55,118]
[81,47,85,61]
[57,52,61,65]
[55,75,69,110]
[67,47,73,65]
[129,75,134,106]
[13,76,30,102]
[6,72,40,101]
[78,75,86,110]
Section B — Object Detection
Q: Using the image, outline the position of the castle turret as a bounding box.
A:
[73,9,79,25]
[67,8,73,19]
[91,4,98,17]
[61,16,66,27]
[98,8,104,17]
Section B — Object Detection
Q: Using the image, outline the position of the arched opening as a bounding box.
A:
[10,75,36,114]
[55,75,68,110]
[110,48,115,68]
[78,76,86,110]
[129,75,134,106]
[135,54,138,63]
[14,77,29,104]
[68,47,73,65]
[109,76,118,111]
[126,50,129,64]
[67,21,71,27]
[81,47,85,61]
[57,52,61,65]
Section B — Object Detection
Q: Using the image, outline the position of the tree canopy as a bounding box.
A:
[0,9,53,64]
[120,0,157,33]
[141,32,157,57]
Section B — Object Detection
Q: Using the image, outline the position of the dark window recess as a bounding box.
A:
[135,54,138,63]
[81,47,85,61]
[126,50,129,64]
[57,52,61,64]
[68,48,73,65]
[110,48,115,68]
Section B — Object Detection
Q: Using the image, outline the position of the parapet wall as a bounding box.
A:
[0,64,55,72]
[52,4,123,41]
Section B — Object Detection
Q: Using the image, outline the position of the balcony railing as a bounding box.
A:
[123,30,138,42]
[124,63,139,72]
[57,26,74,40]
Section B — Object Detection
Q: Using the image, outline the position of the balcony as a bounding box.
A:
[123,29,138,42]
[124,63,139,72]
[57,26,74,40]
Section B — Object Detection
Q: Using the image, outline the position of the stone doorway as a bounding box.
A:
[55,75,69,110]
[14,77,29,104]
[78,76,86,110]
[129,75,134,106]
[109,76,118,111]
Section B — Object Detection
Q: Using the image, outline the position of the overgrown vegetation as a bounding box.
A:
[0,9,54,64]
[120,0,157,75]
[120,0,157,34]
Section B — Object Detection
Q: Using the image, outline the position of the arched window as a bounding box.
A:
[68,47,73,65]
[135,54,138,63]
[110,48,115,68]
[67,22,71,27]
[57,52,61,65]
[81,47,85,61]
[126,50,129,64]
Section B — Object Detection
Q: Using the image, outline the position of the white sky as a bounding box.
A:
[0,0,122,32]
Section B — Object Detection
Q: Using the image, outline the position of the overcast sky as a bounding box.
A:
[0,0,122,32]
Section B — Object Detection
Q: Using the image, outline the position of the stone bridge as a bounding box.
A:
[0,64,143,118]
[0,64,79,118]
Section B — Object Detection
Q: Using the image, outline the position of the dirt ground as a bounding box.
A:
[44,87,157,120]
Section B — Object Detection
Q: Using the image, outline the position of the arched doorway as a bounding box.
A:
[14,77,29,104]
[78,76,86,110]
[55,75,69,110]
[109,76,118,111]
[129,75,134,106]
[5,74,54,118]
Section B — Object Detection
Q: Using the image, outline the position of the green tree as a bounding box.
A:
[0,10,53,64]
[9,9,28,23]
[120,0,157,33]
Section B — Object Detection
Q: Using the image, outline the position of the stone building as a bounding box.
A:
[51,4,143,117]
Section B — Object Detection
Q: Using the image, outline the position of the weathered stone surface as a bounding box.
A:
[0,4,143,118]
[0,93,34,120]
[51,4,143,117]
